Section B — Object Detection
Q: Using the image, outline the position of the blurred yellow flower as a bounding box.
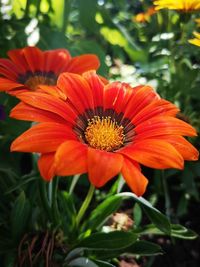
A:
[188,32,200,46]
[134,7,157,23]
[154,0,200,12]
[195,18,200,27]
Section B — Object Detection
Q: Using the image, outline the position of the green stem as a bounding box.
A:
[62,0,72,34]
[36,0,41,17]
[38,180,53,222]
[76,184,95,226]
[180,21,187,45]
[52,176,60,226]
[48,180,53,206]
[24,0,31,17]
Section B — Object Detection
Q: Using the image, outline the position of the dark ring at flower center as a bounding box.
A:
[74,107,135,151]
[18,70,57,90]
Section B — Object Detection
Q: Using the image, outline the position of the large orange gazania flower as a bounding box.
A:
[0,46,100,96]
[154,0,200,12]
[10,72,199,196]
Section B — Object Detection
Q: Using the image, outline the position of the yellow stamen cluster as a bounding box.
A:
[85,116,124,151]
[25,76,56,90]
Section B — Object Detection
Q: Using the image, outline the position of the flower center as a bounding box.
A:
[84,116,124,151]
[18,71,57,90]
[25,75,56,90]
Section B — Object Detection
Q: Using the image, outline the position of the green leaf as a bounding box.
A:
[126,240,163,256]
[11,191,31,242]
[100,27,128,47]
[68,257,98,267]
[12,0,26,18]
[87,239,162,260]
[170,224,198,240]
[78,0,98,33]
[117,192,171,235]
[38,26,68,49]
[77,231,138,250]
[133,203,142,227]
[124,45,148,63]
[50,0,65,28]
[5,172,38,194]
[59,192,77,235]
[114,21,139,50]
[135,224,197,240]
[65,248,84,262]
[82,195,123,231]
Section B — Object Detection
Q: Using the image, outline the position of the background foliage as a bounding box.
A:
[0,0,200,266]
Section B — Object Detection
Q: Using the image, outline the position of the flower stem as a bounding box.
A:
[38,179,53,222]
[48,180,53,206]
[52,176,60,226]
[24,0,31,17]
[76,184,95,226]
[62,0,72,34]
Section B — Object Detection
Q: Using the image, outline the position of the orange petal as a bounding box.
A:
[23,46,44,72]
[44,49,71,73]
[0,66,17,80]
[37,85,67,100]
[135,116,197,139]
[57,73,94,113]
[121,158,148,196]
[104,82,133,113]
[87,148,123,187]
[98,74,109,85]
[83,71,104,107]
[10,102,67,124]
[11,122,76,153]
[8,48,28,72]
[0,58,20,78]
[132,99,179,125]
[66,54,100,74]
[119,139,184,169]
[54,140,87,176]
[159,135,199,161]
[0,77,23,91]
[124,85,160,119]
[9,88,30,96]
[38,153,56,181]
[16,91,77,124]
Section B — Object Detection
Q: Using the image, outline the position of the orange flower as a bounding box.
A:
[10,72,198,196]
[0,46,100,96]
[134,7,157,23]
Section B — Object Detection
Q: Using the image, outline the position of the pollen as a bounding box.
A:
[85,116,124,151]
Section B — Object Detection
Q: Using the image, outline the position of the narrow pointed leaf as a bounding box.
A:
[77,231,138,250]
[117,192,171,235]
[82,195,123,231]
